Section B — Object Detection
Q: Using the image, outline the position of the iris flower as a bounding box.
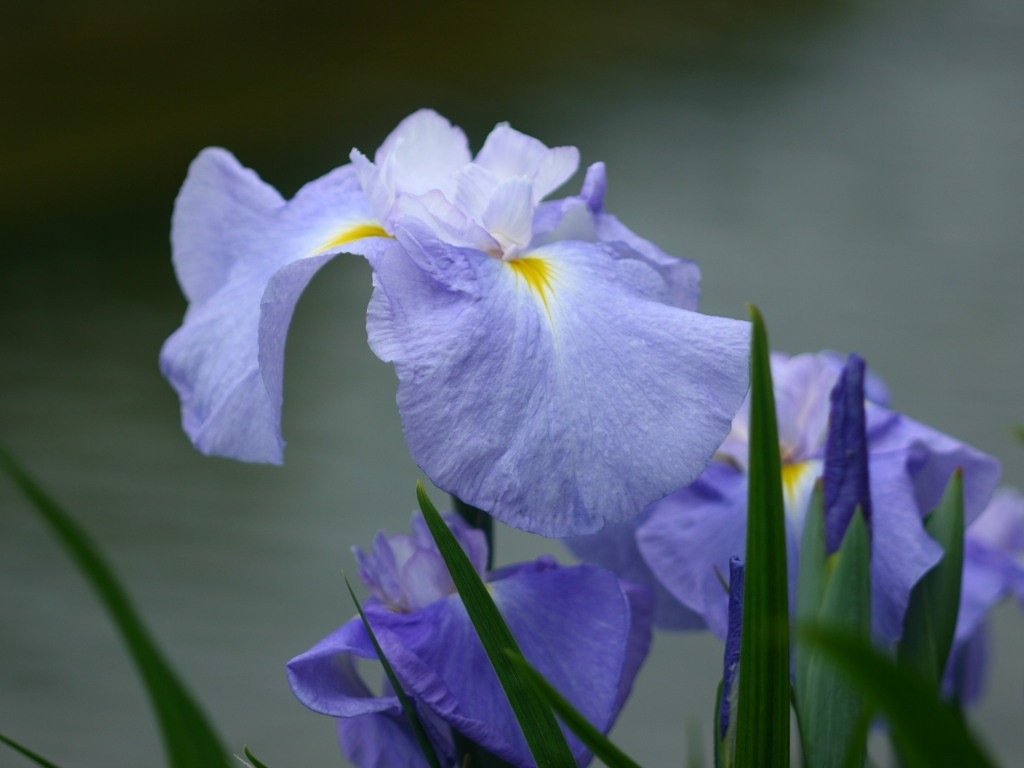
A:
[944,487,1024,703]
[160,110,751,536]
[569,351,1001,642]
[286,513,652,767]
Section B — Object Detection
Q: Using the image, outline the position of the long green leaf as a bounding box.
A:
[0,449,228,768]
[795,510,871,768]
[416,483,575,767]
[242,746,272,768]
[898,470,965,684]
[734,306,790,768]
[343,574,443,768]
[0,732,65,768]
[799,626,996,768]
[505,651,645,768]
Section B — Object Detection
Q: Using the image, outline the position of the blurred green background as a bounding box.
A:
[2,0,1022,765]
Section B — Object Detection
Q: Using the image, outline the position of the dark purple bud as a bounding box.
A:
[823,354,872,554]
[720,556,745,738]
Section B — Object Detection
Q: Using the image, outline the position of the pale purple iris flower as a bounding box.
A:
[287,514,653,768]
[569,351,1002,643]
[160,109,751,536]
[944,487,1024,704]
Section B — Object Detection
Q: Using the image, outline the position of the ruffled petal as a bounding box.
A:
[297,563,646,767]
[475,123,579,201]
[367,233,750,536]
[867,412,1001,525]
[353,109,471,222]
[160,150,389,463]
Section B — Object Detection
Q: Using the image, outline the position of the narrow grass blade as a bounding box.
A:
[799,626,995,768]
[416,483,575,767]
[505,650,645,768]
[0,732,64,768]
[898,470,965,684]
[343,574,443,768]
[734,306,790,768]
[0,449,228,768]
[241,746,271,768]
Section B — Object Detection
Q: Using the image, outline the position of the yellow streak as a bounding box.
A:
[781,461,811,508]
[315,223,389,254]
[508,256,555,310]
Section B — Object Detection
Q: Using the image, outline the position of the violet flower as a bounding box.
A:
[569,351,1001,643]
[161,110,751,536]
[944,487,1024,704]
[287,513,653,767]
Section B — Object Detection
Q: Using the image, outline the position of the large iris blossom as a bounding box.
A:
[287,514,652,767]
[160,109,751,536]
[569,351,1001,642]
[944,487,1024,703]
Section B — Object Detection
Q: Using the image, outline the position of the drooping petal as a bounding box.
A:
[286,617,397,717]
[867,411,1001,526]
[868,453,944,642]
[291,561,649,768]
[823,354,872,553]
[367,232,750,536]
[160,149,390,463]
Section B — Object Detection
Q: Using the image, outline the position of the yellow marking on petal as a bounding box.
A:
[507,256,556,310]
[315,223,390,255]
[781,461,816,518]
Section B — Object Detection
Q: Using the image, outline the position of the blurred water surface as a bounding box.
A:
[1,0,1022,765]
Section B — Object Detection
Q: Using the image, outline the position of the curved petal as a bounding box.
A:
[323,563,645,767]
[636,463,750,639]
[286,616,399,717]
[868,453,944,642]
[160,150,390,462]
[867,412,1001,525]
[368,234,750,536]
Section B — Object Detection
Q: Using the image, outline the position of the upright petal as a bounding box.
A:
[475,123,579,200]
[160,150,389,462]
[353,109,472,222]
[368,233,750,536]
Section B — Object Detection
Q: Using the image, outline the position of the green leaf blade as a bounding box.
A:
[796,510,871,768]
[505,651,645,768]
[0,449,229,768]
[799,626,996,768]
[0,732,66,768]
[416,483,575,768]
[898,470,965,684]
[734,306,791,768]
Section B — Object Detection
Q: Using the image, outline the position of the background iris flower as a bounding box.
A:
[945,487,1024,704]
[286,513,653,767]
[569,351,1002,643]
[160,109,751,536]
